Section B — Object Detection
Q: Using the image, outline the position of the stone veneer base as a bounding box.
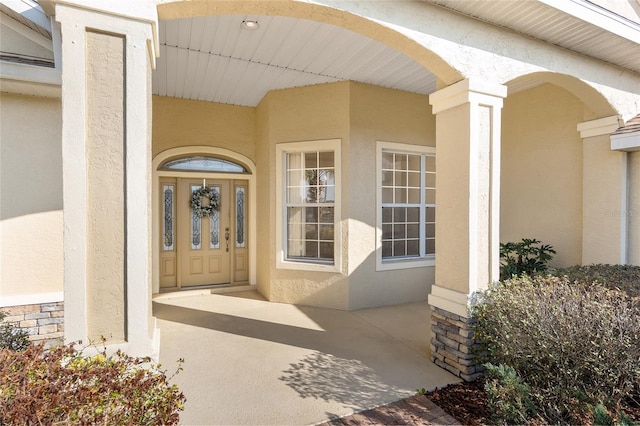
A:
[430,306,483,381]
[2,302,64,347]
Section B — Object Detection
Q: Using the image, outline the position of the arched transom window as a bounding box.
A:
[160,156,248,173]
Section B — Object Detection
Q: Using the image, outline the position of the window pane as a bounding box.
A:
[408,172,420,187]
[319,224,334,240]
[305,224,318,239]
[407,207,419,222]
[162,184,174,251]
[395,171,407,186]
[425,189,436,204]
[408,188,420,204]
[305,207,318,222]
[382,224,392,239]
[394,224,406,239]
[426,223,436,239]
[382,188,394,203]
[393,207,406,222]
[319,242,333,259]
[393,240,406,257]
[382,241,392,258]
[426,156,436,171]
[395,188,406,203]
[304,241,318,258]
[319,207,334,223]
[407,224,420,238]
[318,151,334,168]
[395,154,407,170]
[426,207,435,223]
[305,152,318,168]
[426,238,436,255]
[382,207,392,223]
[382,171,394,186]
[425,173,436,188]
[288,187,304,204]
[407,154,421,171]
[407,239,420,256]
[288,207,304,224]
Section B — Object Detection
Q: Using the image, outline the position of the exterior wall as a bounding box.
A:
[501,84,585,268]
[348,82,435,309]
[629,151,640,265]
[256,82,351,310]
[0,93,63,303]
[152,96,255,161]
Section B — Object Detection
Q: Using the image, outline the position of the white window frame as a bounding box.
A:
[276,139,342,272]
[376,141,435,271]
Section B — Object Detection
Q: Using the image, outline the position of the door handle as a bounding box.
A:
[225,227,230,252]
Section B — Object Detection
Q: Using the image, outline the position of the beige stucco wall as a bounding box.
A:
[0,93,63,302]
[501,83,585,268]
[629,151,640,266]
[257,82,351,310]
[348,82,435,309]
[85,31,126,342]
[152,96,255,161]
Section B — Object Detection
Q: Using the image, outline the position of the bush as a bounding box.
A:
[472,275,640,424]
[499,238,555,281]
[0,342,185,425]
[552,264,640,300]
[0,311,30,351]
[483,363,537,425]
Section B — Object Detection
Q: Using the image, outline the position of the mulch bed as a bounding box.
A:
[425,379,640,426]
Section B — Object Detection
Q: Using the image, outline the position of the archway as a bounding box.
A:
[152,147,257,294]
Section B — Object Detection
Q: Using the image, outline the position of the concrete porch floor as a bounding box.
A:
[153,289,459,425]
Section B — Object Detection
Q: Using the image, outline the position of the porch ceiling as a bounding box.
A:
[423,0,640,74]
[152,15,438,107]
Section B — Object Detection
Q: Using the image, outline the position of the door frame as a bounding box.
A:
[152,146,257,294]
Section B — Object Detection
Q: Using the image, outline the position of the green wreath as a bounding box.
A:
[190,187,220,218]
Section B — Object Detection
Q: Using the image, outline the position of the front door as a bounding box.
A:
[159,177,249,289]
[180,179,230,287]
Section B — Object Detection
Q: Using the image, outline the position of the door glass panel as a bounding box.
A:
[162,184,174,251]
[209,186,220,249]
[236,187,245,248]
[191,185,202,250]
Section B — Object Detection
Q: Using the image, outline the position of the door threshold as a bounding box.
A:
[154,284,255,301]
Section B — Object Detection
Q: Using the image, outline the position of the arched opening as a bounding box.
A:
[151,147,257,294]
[501,72,620,268]
[150,0,460,309]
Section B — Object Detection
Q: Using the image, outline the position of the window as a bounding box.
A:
[161,156,247,173]
[276,140,341,272]
[377,141,435,270]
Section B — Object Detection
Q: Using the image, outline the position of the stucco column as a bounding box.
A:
[578,115,627,265]
[50,0,159,357]
[427,78,506,380]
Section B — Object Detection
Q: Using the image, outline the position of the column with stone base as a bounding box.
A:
[427,79,506,380]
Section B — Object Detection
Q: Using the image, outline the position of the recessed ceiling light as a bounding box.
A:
[241,20,259,31]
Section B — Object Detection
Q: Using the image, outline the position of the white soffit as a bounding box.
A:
[152,15,437,107]
[424,0,640,74]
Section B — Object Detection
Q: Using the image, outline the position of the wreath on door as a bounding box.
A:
[190,187,220,218]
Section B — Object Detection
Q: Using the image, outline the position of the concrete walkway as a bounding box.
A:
[153,289,459,425]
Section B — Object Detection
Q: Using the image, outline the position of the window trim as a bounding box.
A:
[275,139,342,272]
[376,141,435,271]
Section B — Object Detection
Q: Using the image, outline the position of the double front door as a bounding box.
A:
[159,177,248,289]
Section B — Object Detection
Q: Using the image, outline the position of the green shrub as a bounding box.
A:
[0,342,185,425]
[483,363,537,425]
[0,311,30,352]
[552,264,640,299]
[472,275,640,424]
[499,238,555,281]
